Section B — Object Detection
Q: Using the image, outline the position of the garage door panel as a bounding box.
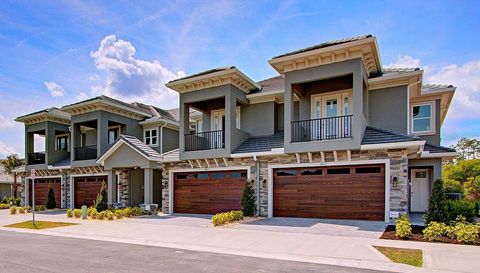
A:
[74,176,107,208]
[273,164,385,220]
[29,178,61,208]
[174,170,246,214]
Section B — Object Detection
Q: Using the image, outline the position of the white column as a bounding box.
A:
[24,178,29,206]
[69,176,75,209]
[107,170,116,205]
[144,168,153,204]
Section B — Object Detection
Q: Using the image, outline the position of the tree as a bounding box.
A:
[95,182,108,212]
[464,175,480,200]
[442,159,480,184]
[46,184,56,209]
[452,137,480,160]
[425,179,448,224]
[0,154,24,197]
[241,180,256,217]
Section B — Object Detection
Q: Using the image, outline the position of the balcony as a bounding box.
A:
[185,130,224,151]
[74,145,97,161]
[291,115,353,143]
[28,152,45,165]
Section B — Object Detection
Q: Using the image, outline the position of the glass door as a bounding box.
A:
[322,95,341,139]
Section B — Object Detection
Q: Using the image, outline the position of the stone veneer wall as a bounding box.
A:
[162,149,409,217]
[118,169,129,207]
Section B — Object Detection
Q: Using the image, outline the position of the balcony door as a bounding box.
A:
[311,91,351,140]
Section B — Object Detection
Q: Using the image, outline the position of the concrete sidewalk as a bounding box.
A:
[0,210,478,273]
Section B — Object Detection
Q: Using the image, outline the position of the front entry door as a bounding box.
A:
[410,169,430,212]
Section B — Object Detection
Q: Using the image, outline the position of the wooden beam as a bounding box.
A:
[320,151,325,163]
[307,152,313,163]
[347,150,351,161]
[295,153,301,164]
[333,151,338,162]
[187,160,194,168]
[213,158,219,167]
[222,157,229,166]
[204,159,210,168]
[196,160,202,168]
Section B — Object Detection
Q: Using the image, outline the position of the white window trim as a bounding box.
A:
[143,127,159,147]
[55,133,70,152]
[411,101,435,135]
[107,125,121,144]
[310,89,353,119]
[210,106,241,130]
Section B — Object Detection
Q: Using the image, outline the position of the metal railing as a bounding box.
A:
[185,130,224,151]
[291,115,353,143]
[28,152,45,165]
[74,145,97,160]
[446,192,462,200]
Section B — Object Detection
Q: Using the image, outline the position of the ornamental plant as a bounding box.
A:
[425,179,448,224]
[423,222,446,242]
[46,185,56,209]
[241,180,256,217]
[95,182,108,212]
[395,214,412,239]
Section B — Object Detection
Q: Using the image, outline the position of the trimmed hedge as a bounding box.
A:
[65,206,144,220]
[212,210,244,226]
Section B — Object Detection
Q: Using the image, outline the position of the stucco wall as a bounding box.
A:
[368,85,408,134]
[241,102,276,136]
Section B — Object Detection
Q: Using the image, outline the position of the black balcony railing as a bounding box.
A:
[28,152,45,165]
[185,130,224,151]
[291,115,353,143]
[74,145,97,160]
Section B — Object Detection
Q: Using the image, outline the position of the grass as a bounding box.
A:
[5,221,78,230]
[374,246,423,267]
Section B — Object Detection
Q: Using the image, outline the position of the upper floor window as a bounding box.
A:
[411,102,435,134]
[55,134,69,151]
[108,126,120,144]
[144,128,158,147]
[211,107,240,130]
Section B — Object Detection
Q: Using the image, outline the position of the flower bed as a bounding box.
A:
[66,206,145,221]
[381,224,480,245]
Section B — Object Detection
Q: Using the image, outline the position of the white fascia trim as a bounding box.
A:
[230,148,285,158]
[267,159,391,223]
[48,165,72,170]
[246,89,284,98]
[420,152,460,158]
[421,87,456,95]
[368,70,423,84]
[139,118,179,127]
[361,140,425,150]
[62,99,151,118]
[168,166,252,214]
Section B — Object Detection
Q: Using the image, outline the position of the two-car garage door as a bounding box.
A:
[273,164,385,220]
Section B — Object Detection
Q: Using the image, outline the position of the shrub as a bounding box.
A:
[17,207,25,213]
[423,222,446,242]
[1,196,8,204]
[443,179,463,194]
[87,207,94,217]
[114,209,124,219]
[95,182,108,212]
[25,205,31,212]
[131,207,144,217]
[35,205,46,212]
[0,203,10,209]
[445,200,476,223]
[241,180,256,217]
[212,210,244,226]
[122,207,132,217]
[106,210,114,220]
[66,209,73,218]
[450,222,479,244]
[464,175,480,200]
[425,179,448,224]
[9,206,16,214]
[97,210,107,220]
[73,209,82,218]
[395,214,412,239]
[91,209,99,219]
[46,185,56,209]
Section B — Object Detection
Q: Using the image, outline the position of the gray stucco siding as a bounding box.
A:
[241,102,276,136]
[160,127,179,154]
[24,121,69,168]
[417,99,441,146]
[368,85,408,134]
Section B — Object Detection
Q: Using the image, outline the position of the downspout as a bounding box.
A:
[254,155,260,216]
[159,121,168,154]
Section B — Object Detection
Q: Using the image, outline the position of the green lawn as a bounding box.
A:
[374,246,423,267]
[5,221,77,230]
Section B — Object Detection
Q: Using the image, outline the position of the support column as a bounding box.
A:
[24,178,29,206]
[144,168,153,205]
[69,176,75,209]
[107,170,116,205]
[60,173,67,209]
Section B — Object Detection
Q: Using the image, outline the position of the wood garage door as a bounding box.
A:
[74,176,107,208]
[273,164,385,220]
[174,170,247,214]
[29,178,61,208]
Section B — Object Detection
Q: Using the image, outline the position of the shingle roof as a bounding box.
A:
[422,83,455,92]
[120,135,162,159]
[62,95,152,117]
[233,132,284,154]
[15,107,70,121]
[167,66,235,84]
[272,35,373,59]
[361,126,421,145]
[424,143,456,154]
[252,75,284,94]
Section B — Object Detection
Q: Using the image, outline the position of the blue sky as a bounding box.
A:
[0,0,479,158]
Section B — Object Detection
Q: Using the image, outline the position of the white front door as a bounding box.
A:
[410,169,430,212]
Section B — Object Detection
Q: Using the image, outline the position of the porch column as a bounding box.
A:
[24,178,29,206]
[144,168,153,204]
[107,170,116,205]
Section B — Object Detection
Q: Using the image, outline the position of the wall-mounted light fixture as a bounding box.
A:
[392,177,398,189]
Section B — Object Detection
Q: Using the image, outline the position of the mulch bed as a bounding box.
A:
[381,225,480,245]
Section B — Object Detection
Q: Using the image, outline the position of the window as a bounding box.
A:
[301,169,323,175]
[144,128,159,147]
[55,135,69,151]
[415,171,427,178]
[108,126,120,144]
[211,106,241,130]
[327,168,350,175]
[411,102,434,134]
[276,170,297,176]
[211,173,227,179]
[355,167,381,174]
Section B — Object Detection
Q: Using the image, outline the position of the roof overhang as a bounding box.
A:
[139,118,179,130]
[166,67,260,94]
[246,89,285,104]
[368,70,423,91]
[15,109,71,126]
[61,98,151,120]
[361,140,426,150]
[411,86,456,126]
[420,151,460,159]
[269,37,382,76]
[96,138,162,166]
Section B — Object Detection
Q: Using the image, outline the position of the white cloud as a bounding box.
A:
[89,35,185,108]
[385,55,422,68]
[44,81,65,97]
[76,92,89,101]
[0,141,20,159]
[0,113,14,129]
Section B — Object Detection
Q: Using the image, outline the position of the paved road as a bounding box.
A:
[0,230,387,273]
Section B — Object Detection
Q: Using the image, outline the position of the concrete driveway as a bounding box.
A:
[231,217,386,239]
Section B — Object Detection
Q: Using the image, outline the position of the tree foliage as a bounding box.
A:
[425,179,448,224]
[453,137,480,160]
[46,185,56,209]
[241,180,256,217]
[95,182,108,212]
[1,154,23,175]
